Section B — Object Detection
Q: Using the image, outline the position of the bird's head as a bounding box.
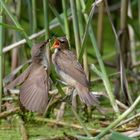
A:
[31,39,50,61]
[52,37,69,50]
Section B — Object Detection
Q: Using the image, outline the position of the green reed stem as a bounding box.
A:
[96,95,140,139]
[71,106,92,137]
[76,0,89,79]
[49,3,64,33]
[43,0,49,39]
[81,0,120,116]
[27,0,32,34]
[43,0,50,64]
[32,0,37,33]
[62,0,70,42]
[0,0,32,47]
[0,5,3,112]
[70,0,81,57]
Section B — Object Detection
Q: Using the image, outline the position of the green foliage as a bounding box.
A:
[109,132,137,140]
[0,0,140,139]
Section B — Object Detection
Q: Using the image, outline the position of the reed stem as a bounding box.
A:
[43,0,50,65]
[70,0,81,57]
[0,0,32,47]
[62,0,70,42]
[32,0,37,33]
[96,95,140,138]
[76,0,89,79]
[0,4,3,112]
[97,1,104,55]
[49,3,64,32]
[81,0,120,115]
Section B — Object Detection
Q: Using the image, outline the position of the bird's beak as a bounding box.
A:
[52,39,60,48]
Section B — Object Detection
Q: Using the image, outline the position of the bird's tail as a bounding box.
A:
[76,83,99,107]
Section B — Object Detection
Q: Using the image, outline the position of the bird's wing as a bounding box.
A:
[55,50,89,87]
[5,64,33,89]
[20,65,48,114]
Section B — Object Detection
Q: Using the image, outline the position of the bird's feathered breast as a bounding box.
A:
[52,49,89,87]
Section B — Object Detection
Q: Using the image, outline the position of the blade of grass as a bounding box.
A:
[76,95,140,140]
[49,3,65,32]
[77,0,89,79]
[32,0,37,33]
[43,0,51,117]
[96,95,140,139]
[128,2,136,66]
[139,1,140,31]
[79,1,99,61]
[70,0,81,57]
[104,0,133,105]
[11,0,21,73]
[97,1,104,54]
[79,0,102,61]
[90,64,102,77]
[62,0,70,43]
[27,0,32,34]
[43,0,50,66]
[120,0,133,104]
[0,4,3,112]
[0,0,32,47]
[43,0,49,39]
[81,0,120,115]
[3,15,72,53]
[71,106,92,137]
[0,23,23,31]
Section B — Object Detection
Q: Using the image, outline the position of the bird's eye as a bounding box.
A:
[60,40,65,44]
[41,44,45,48]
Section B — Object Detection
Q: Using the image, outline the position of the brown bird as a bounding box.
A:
[6,40,50,114]
[52,37,99,107]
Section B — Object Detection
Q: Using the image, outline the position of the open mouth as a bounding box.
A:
[52,39,60,48]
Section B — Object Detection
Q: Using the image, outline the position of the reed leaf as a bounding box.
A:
[0,4,3,112]
[32,0,37,33]
[81,0,120,115]
[0,22,23,31]
[49,3,65,32]
[70,0,81,57]
[0,0,32,47]
[62,0,70,42]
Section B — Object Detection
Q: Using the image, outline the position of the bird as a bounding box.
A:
[6,39,50,114]
[52,37,99,107]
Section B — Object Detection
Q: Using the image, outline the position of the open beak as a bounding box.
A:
[52,39,60,49]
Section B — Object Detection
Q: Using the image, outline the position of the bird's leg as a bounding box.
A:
[60,86,74,102]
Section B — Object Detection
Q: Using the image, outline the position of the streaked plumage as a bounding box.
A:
[6,40,49,113]
[52,37,98,106]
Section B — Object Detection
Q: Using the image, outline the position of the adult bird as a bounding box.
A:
[6,40,50,114]
[52,37,99,107]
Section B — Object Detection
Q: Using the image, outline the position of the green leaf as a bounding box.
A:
[49,3,65,32]
[0,22,23,31]
[109,132,137,140]
[84,0,93,13]
[127,17,140,40]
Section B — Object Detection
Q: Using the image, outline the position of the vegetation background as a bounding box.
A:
[0,0,140,140]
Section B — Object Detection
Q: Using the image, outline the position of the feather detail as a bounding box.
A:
[5,65,32,89]
[20,64,48,114]
[52,49,89,87]
[76,83,99,106]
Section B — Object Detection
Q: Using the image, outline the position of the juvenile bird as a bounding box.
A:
[52,37,99,107]
[6,40,50,114]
